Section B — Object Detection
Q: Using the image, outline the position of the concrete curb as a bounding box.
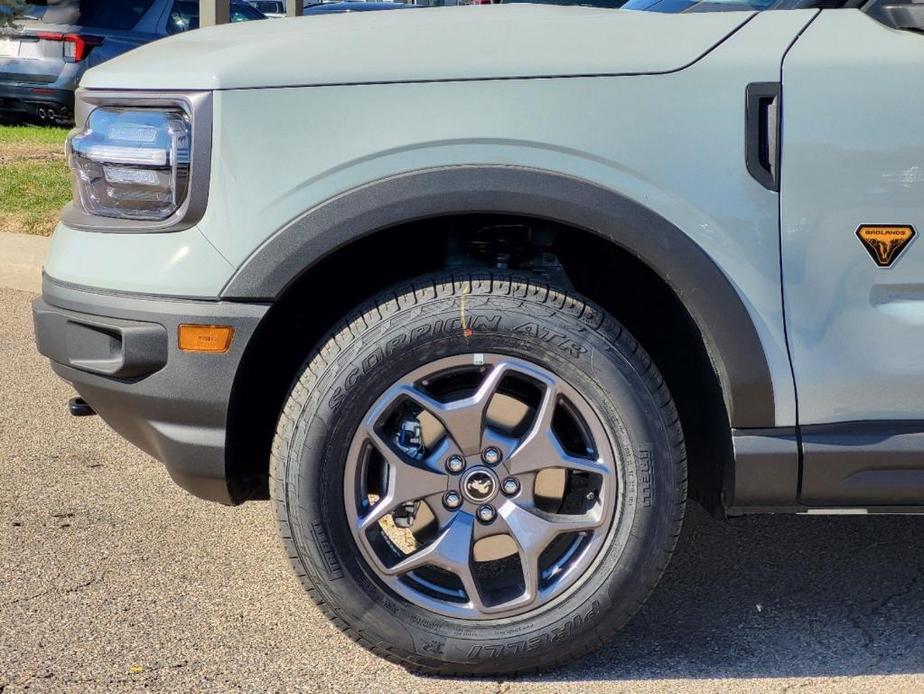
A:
[0,232,48,294]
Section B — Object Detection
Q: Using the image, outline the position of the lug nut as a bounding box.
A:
[482,447,502,465]
[443,491,463,510]
[445,455,466,474]
[477,505,496,523]
[501,477,520,496]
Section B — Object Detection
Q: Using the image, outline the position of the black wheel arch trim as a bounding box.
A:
[220,165,776,428]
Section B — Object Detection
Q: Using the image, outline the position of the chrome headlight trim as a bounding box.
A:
[61,89,213,233]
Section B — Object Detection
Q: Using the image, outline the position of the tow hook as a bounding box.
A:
[68,397,96,417]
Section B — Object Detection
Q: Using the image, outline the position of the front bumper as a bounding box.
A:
[33,275,269,504]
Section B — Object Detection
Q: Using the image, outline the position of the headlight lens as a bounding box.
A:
[68,107,191,221]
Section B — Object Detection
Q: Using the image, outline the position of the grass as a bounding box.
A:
[0,123,70,148]
[0,124,71,235]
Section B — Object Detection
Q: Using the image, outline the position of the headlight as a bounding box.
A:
[68,108,191,221]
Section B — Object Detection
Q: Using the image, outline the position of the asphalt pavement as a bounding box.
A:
[1,286,923,693]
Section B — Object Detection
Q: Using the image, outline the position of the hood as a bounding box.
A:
[80,5,754,91]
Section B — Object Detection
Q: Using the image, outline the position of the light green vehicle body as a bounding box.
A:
[39,4,924,511]
[48,7,821,427]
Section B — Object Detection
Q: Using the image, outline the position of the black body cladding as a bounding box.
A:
[221,166,777,430]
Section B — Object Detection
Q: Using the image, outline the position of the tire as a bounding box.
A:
[270,271,686,675]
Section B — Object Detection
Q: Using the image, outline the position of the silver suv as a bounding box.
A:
[0,0,263,124]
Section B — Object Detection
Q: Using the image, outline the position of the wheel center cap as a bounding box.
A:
[460,467,498,504]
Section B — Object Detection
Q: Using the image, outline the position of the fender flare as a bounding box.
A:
[221,166,775,428]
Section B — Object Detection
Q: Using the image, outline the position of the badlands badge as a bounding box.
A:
[856,224,916,268]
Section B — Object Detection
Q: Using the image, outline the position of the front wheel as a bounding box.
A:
[271,272,686,675]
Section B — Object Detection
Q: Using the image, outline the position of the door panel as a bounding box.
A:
[781,10,924,425]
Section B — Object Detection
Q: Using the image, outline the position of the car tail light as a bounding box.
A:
[67,108,192,221]
[36,32,103,62]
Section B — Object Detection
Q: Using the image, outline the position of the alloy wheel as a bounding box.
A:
[344,353,620,620]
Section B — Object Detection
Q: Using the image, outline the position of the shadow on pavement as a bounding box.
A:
[533,505,924,681]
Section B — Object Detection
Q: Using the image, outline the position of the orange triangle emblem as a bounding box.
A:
[856,225,916,267]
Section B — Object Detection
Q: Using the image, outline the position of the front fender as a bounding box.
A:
[221,165,775,430]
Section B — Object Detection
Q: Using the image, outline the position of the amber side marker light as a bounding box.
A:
[178,325,234,353]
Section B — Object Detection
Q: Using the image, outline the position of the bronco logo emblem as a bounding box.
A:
[462,470,496,502]
[856,224,916,268]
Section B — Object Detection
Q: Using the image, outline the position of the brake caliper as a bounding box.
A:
[392,416,424,528]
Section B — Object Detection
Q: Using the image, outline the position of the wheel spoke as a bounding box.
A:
[424,495,457,531]
[481,427,519,464]
[508,429,609,477]
[496,500,602,604]
[397,363,510,456]
[506,380,608,477]
[359,425,447,532]
[382,512,486,611]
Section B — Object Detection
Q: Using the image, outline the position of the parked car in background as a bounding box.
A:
[248,0,287,17]
[0,0,264,124]
[501,0,625,5]
[304,1,413,13]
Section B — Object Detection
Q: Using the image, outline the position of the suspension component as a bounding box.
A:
[394,416,424,460]
[392,501,420,529]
